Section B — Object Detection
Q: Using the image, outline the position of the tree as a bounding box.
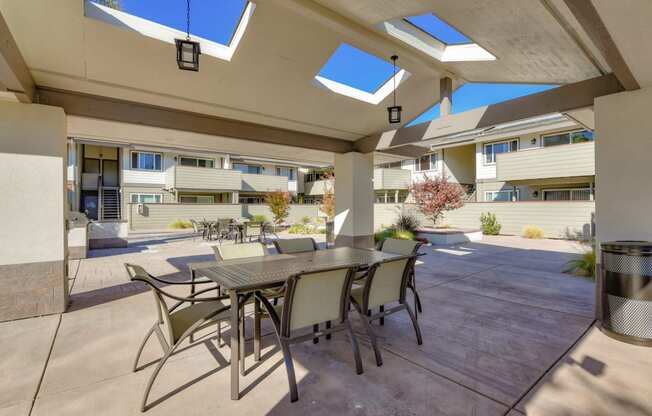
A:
[265,190,291,225]
[409,174,465,227]
[321,170,335,220]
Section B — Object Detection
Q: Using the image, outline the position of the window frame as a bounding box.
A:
[485,189,519,202]
[275,166,296,180]
[179,195,215,204]
[414,152,439,172]
[130,193,162,204]
[130,151,162,171]
[178,156,216,169]
[483,139,519,165]
[542,188,592,201]
[541,129,594,148]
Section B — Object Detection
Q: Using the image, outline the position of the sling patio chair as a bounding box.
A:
[244,221,263,242]
[273,237,319,254]
[125,263,232,412]
[189,219,207,241]
[255,264,364,402]
[350,255,423,367]
[211,242,284,370]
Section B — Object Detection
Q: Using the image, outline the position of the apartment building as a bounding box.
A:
[67,140,308,221]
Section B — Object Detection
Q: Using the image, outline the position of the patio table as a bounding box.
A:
[196,246,403,400]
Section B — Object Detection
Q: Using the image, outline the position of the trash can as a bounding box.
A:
[600,241,652,346]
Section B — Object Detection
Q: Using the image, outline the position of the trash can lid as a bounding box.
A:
[601,240,652,254]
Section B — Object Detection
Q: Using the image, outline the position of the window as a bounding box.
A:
[306,171,332,182]
[276,167,295,180]
[233,163,262,174]
[239,195,265,204]
[130,193,162,204]
[415,153,438,171]
[543,188,592,201]
[542,130,594,147]
[485,190,519,202]
[484,139,518,164]
[179,156,215,169]
[404,13,471,45]
[131,151,162,171]
[179,195,214,204]
[378,161,402,169]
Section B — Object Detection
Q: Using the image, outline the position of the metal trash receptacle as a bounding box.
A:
[600,241,652,346]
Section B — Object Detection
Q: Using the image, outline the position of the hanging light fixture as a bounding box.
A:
[387,55,402,124]
[175,0,201,71]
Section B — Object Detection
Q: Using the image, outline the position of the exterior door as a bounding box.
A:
[102,160,119,187]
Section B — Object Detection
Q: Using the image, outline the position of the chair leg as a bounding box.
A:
[344,320,364,375]
[217,321,223,347]
[379,305,385,326]
[133,324,157,372]
[356,308,383,366]
[325,321,331,340]
[404,303,423,345]
[239,306,246,376]
[312,324,319,344]
[141,341,178,412]
[254,297,261,361]
[280,340,299,403]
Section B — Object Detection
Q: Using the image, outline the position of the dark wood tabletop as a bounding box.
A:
[196,246,402,292]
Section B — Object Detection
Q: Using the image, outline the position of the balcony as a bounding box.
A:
[304,179,332,196]
[496,142,595,182]
[172,166,242,191]
[241,173,288,192]
[374,168,411,190]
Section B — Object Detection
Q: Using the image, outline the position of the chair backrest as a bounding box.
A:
[213,242,267,261]
[362,256,415,310]
[379,238,422,255]
[273,237,318,254]
[280,265,358,337]
[124,263,174,342]
[217,218,231,232]
[190,219,200,233]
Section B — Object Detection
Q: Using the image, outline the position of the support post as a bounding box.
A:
[440,77,453,117]
[334,152,374,248]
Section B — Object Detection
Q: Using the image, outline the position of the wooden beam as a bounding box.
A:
[36,87,354,154]
[0,10,34,102]
[563,0,639,90]
[360,73,623,150]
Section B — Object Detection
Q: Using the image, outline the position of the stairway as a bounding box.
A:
[101,188,121,220]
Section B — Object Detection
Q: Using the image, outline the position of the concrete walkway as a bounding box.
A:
[1,234,651,415]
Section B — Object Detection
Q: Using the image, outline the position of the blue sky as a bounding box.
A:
[405,13,470,44]
[318,44,397,93]
[408,83,558,126]
[103,0,247,45]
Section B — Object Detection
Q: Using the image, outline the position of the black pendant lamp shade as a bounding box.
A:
[175,0,201,71]
[387,55,401,124]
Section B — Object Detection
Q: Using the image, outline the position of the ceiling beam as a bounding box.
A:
[361,73,623,150]
[36,87,355,154]
[563,0,639,90]
[0,10,35,102]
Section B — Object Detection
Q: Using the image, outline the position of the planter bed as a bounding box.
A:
[416,227,483,245]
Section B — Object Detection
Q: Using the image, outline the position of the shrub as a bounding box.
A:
[170,219,192,229]
[252,214,268,223]
[394,229,415,240]
[300,216,312,225]
[522,225,544,239]
[563,245,596,279]
[410,174,465,226]
[395,213,420,233]
[288,224,308,234]
[480,212,501,235]
[374,228,415,243]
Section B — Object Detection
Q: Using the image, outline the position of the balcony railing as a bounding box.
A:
[374,168,411,190]
[172,165,242,191]
[496,142,595,182]
[241,173,288,192]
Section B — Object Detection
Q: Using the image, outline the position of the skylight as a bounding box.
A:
[314,44,410,104]
[405,14,470,45]
[86,0,254,61]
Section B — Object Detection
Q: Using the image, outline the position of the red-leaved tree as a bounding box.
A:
[409,175,465,227]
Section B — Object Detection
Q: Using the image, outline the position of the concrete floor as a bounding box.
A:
[2,234,651,416]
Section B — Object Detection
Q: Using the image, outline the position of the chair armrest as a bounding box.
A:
[150,275,216,286]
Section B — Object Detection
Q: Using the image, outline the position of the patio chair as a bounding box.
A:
[125,263,231,412]
[255,264,363,402]
[212,218,234,243]
[376,238,424,318]
[350,255,423,367]
[244,221,263,242]
[273,237,319,254]
[189,219,206,241]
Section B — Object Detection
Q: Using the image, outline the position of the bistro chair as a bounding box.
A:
[255,264,363,402]
[189,219,206,241]
[125,263,231,412]
[211,218,232,243]
[273,237,319,254]
[244,221,263,242]
[350,255,423,367]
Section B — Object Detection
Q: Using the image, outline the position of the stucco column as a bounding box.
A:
[0,102,68,321]
[440,77,453,117]
[334,152,374,248]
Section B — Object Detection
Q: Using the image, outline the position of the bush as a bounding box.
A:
[563,245,596,279]
[300,216,312,225]
[252,214,268,223]
[395,213,420,233]
[288,224,308,234]
[522,225,544,239]
[170,219,192,229]
[374,228,415,243]
[480,212,501,235]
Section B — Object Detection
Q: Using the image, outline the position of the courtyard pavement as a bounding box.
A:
[1,233,651,416]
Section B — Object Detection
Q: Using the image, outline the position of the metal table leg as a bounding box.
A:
[229,290,240,400]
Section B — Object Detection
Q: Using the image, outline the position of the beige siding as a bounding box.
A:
[443,144,475,184]
[122,186,175,221]
[174,166,242,190]
[304,180,330,196]
[374,202,594,239]
[244,204,321,224]
[496,142,595,182]
[241,173,288,192]
[374,168,411,190]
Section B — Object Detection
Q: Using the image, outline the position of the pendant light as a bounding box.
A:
[175,0,201,71]
[387,55,402,124]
